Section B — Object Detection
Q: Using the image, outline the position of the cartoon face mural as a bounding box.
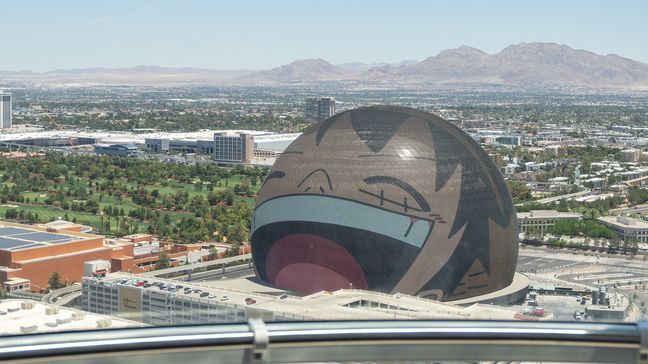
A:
[251,106,518,301]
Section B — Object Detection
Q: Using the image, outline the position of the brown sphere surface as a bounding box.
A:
[251,105,517,301]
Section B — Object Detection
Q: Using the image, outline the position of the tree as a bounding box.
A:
[233,183,249,196]
[155,252,171,270]
[48,272,64,290]
[506,181,532,202]
[223,189,234,205]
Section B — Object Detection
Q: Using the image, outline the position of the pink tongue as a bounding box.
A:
[275,263,358,294]
[266,233,368,295]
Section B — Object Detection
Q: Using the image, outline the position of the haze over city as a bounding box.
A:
[2,0,648,71]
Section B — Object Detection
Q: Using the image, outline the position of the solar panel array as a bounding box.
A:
[0,226,79,251]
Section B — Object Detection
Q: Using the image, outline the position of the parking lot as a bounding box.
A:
[516,246,648,320]
[115,277,234,303]
[516,255,588,274]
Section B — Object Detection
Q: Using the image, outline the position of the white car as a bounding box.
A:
[208,294,217,299]
[220,295,229,301]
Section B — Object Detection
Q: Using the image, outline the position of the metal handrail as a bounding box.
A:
[0,320,643,363]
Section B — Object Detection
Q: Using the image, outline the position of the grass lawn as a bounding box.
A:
[0,169,254,236]
[0,204,152,234]
[0,204,102,225]
[20,191,48,203]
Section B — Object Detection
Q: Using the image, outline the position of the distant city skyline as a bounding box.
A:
[2,0,647,71]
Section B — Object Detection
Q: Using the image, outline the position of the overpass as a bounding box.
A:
[624,175,648,187]
[39,255,253,305]
[515,188,591,207]
[611,203,648,214]
[140,253,252,277]
[42,284,82,305]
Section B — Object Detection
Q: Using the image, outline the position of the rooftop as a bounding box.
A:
[103,272,530,321]
[0,225,83,251]
[39,219,93,233]
[517,210,583,219]
[0,299,141,335]
[598,216,648,229]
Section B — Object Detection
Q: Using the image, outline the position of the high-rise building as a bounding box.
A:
[306,97,336,123]
[214,132,254,164]
[0,93,12,129]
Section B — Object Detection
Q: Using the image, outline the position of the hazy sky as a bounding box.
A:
[3,0,647,71]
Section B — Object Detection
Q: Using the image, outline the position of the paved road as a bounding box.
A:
[42,284,82,304]
[611,204,648,214]
[141,253,252,277]
[519,245,648,319]
[521,248,648,289]
[516,255,585,274]
[175,264,254,282]
[515,188,591,207]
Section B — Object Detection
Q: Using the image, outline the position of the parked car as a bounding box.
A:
[221,296,229,301]
[200,292,209,297]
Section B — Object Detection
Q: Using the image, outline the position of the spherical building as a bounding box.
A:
[251,106,518,301]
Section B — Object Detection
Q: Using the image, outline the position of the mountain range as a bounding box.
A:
[2,43,648,89]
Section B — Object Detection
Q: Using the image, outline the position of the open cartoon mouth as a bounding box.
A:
[251,195,435,294]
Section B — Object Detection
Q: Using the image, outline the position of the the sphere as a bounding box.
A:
[251,105,517,301]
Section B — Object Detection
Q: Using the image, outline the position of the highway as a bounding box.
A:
[42,284,82,305]
[140,253,252,277]
[611,204,648,214]
[515,188,591,207]
[174,264,254,282]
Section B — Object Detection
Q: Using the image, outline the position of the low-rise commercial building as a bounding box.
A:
[145,133,254,164]
[81,273,530,325]
[143,132,299,165]
[517,210,583,234]
[581,177,607,189]
[0,221,140,292]
[597,216,648,243]
[144,138,213,154]
[3,136,97,147]
[480,135,522,146]
[0,299,140,335]
[621,149,641,162]
[94,144,143,157]
[500,163,518,175]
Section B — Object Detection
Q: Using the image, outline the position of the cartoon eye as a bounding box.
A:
[359,176,430,213]
[358,188,423,213]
